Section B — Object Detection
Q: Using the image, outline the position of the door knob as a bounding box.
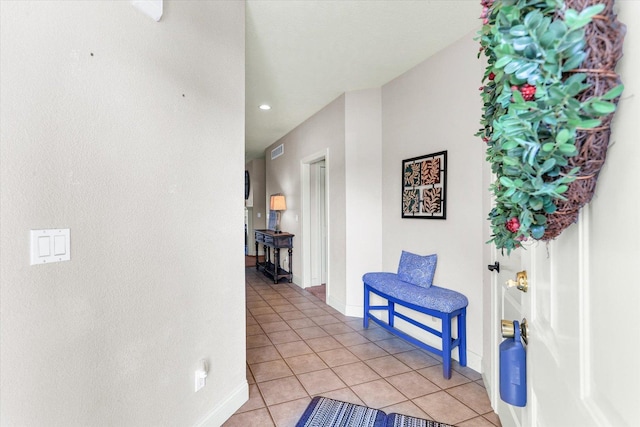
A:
[487,261,500,273]
[501,318,528,344]
[506,270,528,292]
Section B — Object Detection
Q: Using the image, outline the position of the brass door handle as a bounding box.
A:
[506,270,528,292]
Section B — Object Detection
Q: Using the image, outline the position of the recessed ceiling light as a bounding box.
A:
[259,104,272,110]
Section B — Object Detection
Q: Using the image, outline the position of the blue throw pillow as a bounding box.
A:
[397,250,437,288]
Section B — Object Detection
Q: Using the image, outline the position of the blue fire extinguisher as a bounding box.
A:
[500,320,526,407]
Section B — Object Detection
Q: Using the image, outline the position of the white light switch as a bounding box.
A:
[31,229,70,265]
[38,236,51,256]
[54,235,66,255]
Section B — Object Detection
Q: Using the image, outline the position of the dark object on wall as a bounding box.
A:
[401,151,447,219]
[244,170,250,200]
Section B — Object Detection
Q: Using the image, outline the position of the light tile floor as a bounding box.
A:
[223,268,502,427]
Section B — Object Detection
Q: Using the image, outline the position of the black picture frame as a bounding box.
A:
[401,151,447,219]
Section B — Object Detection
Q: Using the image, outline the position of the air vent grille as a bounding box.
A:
[271,144,284,160]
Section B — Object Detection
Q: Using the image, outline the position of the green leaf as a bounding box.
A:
[543,202,557,213]
[504,60,522,74]
[494,56,512,69]
[558,144,577,155]
[500,176,515,187]
[512,90,525,104]
[511,191,526,203]
[504,187,517,198]
[591,100,617,114]
[503,156,520,166]
[542,143,555,152]
[564,72,587,86]
[555,129,571,144]
[513,36,533,51]
[524,10,543,31]
[529,197,543,210]
[562,52,586,71]
[578,119,601,129]
[556,185,569,194]
[515,62,538,80]
[602,84,624,100]
[510,25,528,37]
[564,5,604,29]
[502,140,519,150]
[549,20,567,38]
[540,158,557,173]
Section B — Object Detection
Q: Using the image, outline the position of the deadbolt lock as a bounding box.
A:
[501,318,529,345]
[506,270,528,292]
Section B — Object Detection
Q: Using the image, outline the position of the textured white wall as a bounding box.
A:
[0,1,246,426]
[344,89,383,316]
[586,1,640,420]
[380,31,486,371]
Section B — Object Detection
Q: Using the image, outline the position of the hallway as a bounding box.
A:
[224,268,501,426]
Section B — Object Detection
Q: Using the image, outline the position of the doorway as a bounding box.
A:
[301,150,329,301]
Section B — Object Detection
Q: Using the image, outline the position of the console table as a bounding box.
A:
[254,229,294,284]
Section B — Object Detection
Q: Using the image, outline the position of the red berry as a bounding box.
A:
[521,84,536,101]
[506,217,520,233]
[488,72,495,80]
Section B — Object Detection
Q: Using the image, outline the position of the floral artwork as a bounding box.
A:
[402,151,447,219]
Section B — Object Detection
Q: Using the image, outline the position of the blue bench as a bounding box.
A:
[363,271,468,379]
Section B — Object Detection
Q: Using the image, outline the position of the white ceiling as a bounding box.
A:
[245,1,480,160]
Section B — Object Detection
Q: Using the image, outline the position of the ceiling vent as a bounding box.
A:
[271,144,284,160]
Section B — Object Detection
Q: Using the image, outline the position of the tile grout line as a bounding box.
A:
[234,269,500,427]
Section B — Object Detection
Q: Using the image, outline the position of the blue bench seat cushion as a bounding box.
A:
[363,272,468,314]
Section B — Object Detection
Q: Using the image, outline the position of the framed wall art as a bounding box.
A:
[402,151,447,219]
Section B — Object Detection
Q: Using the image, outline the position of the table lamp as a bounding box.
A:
[270,194,287,233]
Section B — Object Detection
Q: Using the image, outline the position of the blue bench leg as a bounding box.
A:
[443,313,452,379]
[389,301,395,328]
[459,308,467,367]
[363,285,370,329]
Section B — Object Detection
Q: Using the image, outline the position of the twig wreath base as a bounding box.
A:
[544,0,625,239]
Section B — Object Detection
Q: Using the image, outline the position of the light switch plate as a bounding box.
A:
[30,229,70,265]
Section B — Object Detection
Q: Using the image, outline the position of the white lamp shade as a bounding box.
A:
[270,195,287,211]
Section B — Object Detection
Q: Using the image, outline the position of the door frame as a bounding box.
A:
[300,149,330,293]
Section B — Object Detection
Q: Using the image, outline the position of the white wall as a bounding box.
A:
[380,32,486,371]
[0,2,247,426]
[585,1,639,420]
[344,89,383,316]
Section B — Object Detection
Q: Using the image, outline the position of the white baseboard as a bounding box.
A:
[326,294,348,315]
[354,303,483,373]
[344,303,363,318]
[193,381,248,427]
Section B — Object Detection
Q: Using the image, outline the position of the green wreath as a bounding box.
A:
[477,0,623,253]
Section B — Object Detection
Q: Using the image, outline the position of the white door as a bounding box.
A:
[309,160,327,286]
[489,209,638,426]
[490,241,532,427]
